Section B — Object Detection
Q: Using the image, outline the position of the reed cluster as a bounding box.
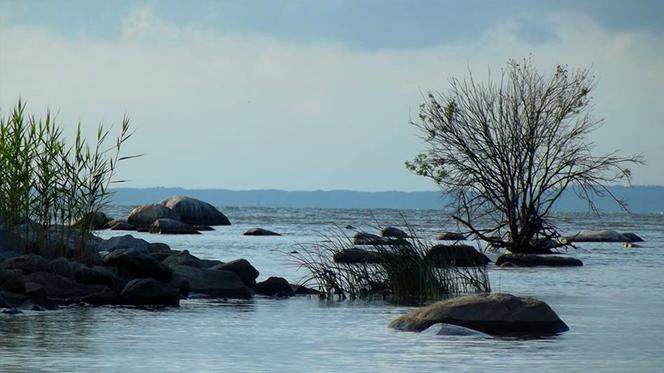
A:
[0,100,136,257]
[290,226,491,305]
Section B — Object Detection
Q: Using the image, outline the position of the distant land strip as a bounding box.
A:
[109,186,664,213]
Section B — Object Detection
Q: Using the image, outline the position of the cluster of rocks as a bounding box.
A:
[0,234,317,314]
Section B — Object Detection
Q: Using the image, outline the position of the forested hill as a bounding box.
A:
[110,186,664,213]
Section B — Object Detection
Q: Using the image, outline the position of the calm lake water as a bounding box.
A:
[1,207,663,372]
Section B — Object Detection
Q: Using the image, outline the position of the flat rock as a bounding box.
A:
[425,244,490,267]
[333,248,383,264]
[149,218,200,235]
[243,228,281,236]
[496,254,583,267]
[389,293,569,336]
[128,204,181,228]
[562,230,644,243]
[160,196,231,226]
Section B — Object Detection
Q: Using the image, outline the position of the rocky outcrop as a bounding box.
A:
[243,228,281,236]
[562,230,644,243]
[127,204,180,228]
[496,254,583,267]
[333,248,383,264]
[120,278,179,306]
[210,259,259,288]
[424,244,490,267]
[169,265,253,298]
[160,196,231,226]
[380,227,410,238]
[149,218,200,235]
[255,277,294,297]
[390,293,569,336]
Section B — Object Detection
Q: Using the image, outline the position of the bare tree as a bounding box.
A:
[406,58,644,253]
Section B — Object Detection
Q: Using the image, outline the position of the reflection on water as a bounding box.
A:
[1,208,663,372]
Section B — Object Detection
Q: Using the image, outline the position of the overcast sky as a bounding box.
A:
[1,0,662,191]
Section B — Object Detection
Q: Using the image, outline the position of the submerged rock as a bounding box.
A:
[333,248,384,264]
[160,196,231,226]
[127,204,180,228]
[149,218,200,235]
[425,244,490,267]
[562,230,643,243]
[255,277,294,297]
[495,254,583,267]
[243,228,281,236]
[390,293,569,336]
[380,227,411,238]
[120,278,179,306]
[352,232,410,246]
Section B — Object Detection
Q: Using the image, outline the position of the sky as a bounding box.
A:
[0,0,662,191]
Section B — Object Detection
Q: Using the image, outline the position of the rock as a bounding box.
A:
[352,232,410,246]
[389,293,569,336]
[1,255,51,274]
[562,230,643,243]
[149,218,200,235]
[424,244,490,267]
[24,281,47,298]
[160,196,231,226]
[162,250,223,269]
[210,259,259,287]
[12,224,102,259]
[333,248,384,264]
[291,284,321,295]
[380,227,411,238]
[48,257,82,278]
[108,220,137,231]
[18,272,90,298]
[194,225,215,231]
[255,277,294,297]
[436,232,466,241]
[243,228,281,236]
[74,266,127,291]
[120,278,179,306]
[97,234,150,253]
[73,211,110,230]
[495,254,583,267]
[170,265,253,298]
[81,286,121,306]
[103,248,173,282]
[127,204,181,228]
[0,269,22,288]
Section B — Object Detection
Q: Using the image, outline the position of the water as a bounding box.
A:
[1,207,663,372]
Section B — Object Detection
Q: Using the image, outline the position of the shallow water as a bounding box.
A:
[1,207,663,372]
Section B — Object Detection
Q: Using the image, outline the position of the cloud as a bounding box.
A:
[0,8,662,190]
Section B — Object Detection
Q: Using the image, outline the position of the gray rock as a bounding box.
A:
[72,211,110,230]
[389,293,569,336]
[291,284,321,295]
[352,232,410,246]
[1,255,51,274]
[128,204,181,228]
[436,232,466,241]
[170,265,253,298]
[210,259,259,287]
[424,244,490,267]
[243,228,281,236]
[97,235,150,253]
[380,227,411,238]
[18,272,90,298]
[332,248,383,264]
[562,230,643,243]
[255,277,294,297]
[149,218,200,235]
[160,196,231,226]
[103,248,173,282]
[120,278,179,306]
[495,254,583,267]
[108,220,137,231]
[74,265,127,291]
[162,250,223,269]
[48,257,82,278]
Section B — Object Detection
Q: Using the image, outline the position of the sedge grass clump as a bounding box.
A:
[290,225,491,304]
[0,99,137,258]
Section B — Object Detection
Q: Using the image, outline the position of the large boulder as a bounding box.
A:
[17,272,90,298]
[48,257,82,278]
[352,232,410,246]
[160,196,231,226]
[255,277,294,297]
[120,278,179,306]
[333,248,384,264]
[210,259,259,287]
[424,244,490,267]
[103,248,173,282]
[496,254,583,267]
[73,211,111,230]
[390,293,569,336]
[380,227,411,238]
[162,250,223,269]
[74,265,127,291]
[97,235,161,253]
[149,218,200,235]
[1,255,51,274]
[562,230,643,243]
[127,204,180,228]
[170,265,253,298]
[243,228,281,236]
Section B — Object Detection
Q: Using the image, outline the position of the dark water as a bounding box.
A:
[1,207,663,372]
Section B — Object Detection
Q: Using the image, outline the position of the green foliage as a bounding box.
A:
[0,99,137,257]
